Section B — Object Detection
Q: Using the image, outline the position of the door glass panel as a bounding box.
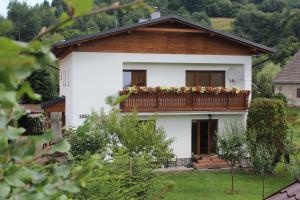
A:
[186,71,195,87]
[200,121,208,154]
[191,121,197,155]
[123,71,132,88]
[210,120,218,153]
[197,72,210,86]
[211,72,224,87]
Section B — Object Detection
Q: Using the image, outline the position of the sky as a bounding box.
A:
[0,0,52,17]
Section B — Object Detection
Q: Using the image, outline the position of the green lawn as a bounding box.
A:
[287,107,300,147]
[154,171,291,200]
[211,18,234,31]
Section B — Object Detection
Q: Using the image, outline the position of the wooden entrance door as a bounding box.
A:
[192,120,218,155]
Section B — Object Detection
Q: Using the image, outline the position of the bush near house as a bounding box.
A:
[66,107,174,199]
[247,98,288,167]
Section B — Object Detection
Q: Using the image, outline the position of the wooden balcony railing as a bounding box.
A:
[120,91,250,112]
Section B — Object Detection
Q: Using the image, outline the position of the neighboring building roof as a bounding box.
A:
[52,15,276,56]
[265,180,300,200]
[41,96,65,109]
[20,104,43,113]
[274,50,300,84]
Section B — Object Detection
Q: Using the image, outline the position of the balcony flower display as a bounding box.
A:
[120,86,248,95]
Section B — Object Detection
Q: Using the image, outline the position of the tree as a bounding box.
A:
[0,16,13,36]
[255,62,281,98]
[258,0,287,13]
[218,122,247,194]
[7,1,56,41]
[22,69,58,103]
[247,98,288,167]
[248,140,273,200]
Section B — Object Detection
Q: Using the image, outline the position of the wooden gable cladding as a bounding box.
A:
[43,101,65,112]
[74,29,254,56]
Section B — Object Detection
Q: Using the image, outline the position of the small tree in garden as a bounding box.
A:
[218,122,247,194]
[247,98,287,167]
[249,139,274,200]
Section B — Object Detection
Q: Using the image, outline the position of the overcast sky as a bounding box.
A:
[1,0,52,17]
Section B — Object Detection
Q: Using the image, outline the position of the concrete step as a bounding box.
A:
[194,155,230,169]
[194,162,230,169]
[197,158,227,163]
[197,160,228,165]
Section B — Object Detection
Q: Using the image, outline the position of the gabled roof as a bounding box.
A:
[265,180,300,200]
[52,15,276,55]
[41,96,65,109]
[274,50,300,84]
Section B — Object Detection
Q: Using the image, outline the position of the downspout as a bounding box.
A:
[251,54,271,89]
[252,54,271,68]
[48,64,59,71]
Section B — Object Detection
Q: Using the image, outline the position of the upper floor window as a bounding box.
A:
[297,88,300,98]
[123,70,146,88]
[186,71,225,87]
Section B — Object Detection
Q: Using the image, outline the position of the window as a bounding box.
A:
[297,88,300,98]
[67,68,70,86]
[186,71,225,87]
[123,70,146,88]
[63,70,66,86]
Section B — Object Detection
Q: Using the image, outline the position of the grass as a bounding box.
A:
[211,18,234,31]
[154,171,292,200]
[286,107,300,147]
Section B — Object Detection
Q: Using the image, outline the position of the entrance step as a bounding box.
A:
[193,155,230,169]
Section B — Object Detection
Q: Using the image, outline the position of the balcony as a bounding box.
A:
[120,87,250,113]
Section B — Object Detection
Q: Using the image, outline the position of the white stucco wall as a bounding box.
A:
[59,54,73,127]
[139,113,246,158]
[60,52,252,126]
[275,84,300,107]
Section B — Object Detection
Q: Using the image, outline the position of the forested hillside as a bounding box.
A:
[1,0,299,100]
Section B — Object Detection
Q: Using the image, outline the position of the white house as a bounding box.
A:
[43,15,275,167]
[273,50,300,107]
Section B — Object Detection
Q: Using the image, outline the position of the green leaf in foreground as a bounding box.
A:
[49,140,71,154]
[0,182,11,198]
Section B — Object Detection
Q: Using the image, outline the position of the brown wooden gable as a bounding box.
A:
[41,97,65,113]
[53,15,275,58]
[73,27,253,56]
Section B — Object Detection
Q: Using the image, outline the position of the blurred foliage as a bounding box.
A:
[0,0,129,199]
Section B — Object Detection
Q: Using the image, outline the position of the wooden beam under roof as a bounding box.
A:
[134,27,206,33]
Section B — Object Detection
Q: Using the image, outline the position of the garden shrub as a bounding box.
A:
[247,98,288,167]
[76,150,157,200]
[67,110,173,160]
[66,112,109,159]
[272,93,288,105]
[68,103,174,199]
[294,118,300,127]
